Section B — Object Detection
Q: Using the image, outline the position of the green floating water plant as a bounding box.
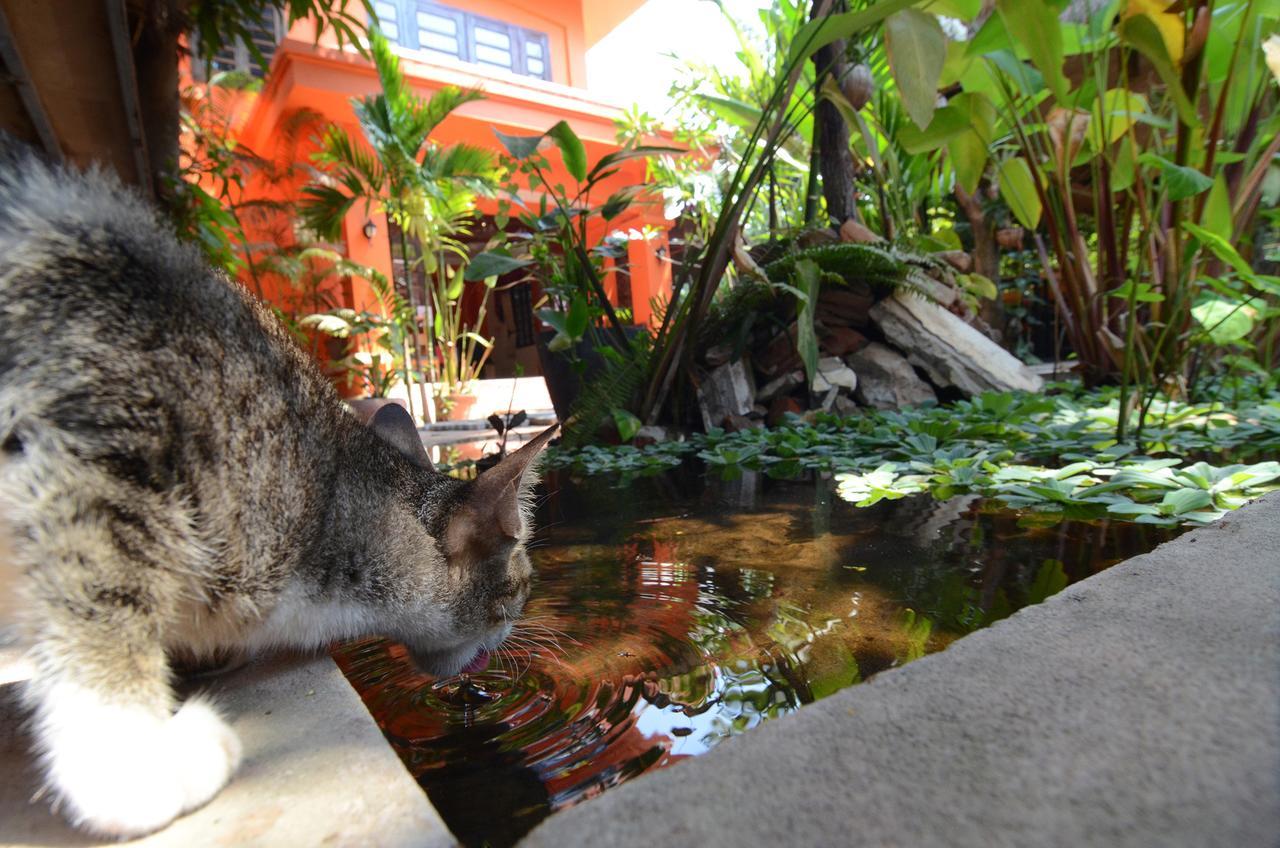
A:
[547,384,1280,526]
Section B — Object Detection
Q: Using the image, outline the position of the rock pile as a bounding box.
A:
[695,236,1043,431]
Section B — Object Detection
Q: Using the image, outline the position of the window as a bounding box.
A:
[191,9,284,80]
[375,1,551,80]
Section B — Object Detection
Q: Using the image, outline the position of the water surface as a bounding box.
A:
[335,468,1176,847]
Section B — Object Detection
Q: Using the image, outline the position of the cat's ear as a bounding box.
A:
[447,424,558,553]
[369,404,434,471]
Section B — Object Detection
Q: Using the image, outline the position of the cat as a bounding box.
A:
[0,145,555,837]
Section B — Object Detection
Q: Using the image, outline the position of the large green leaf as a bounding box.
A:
[885,9,947,129]
[784,0,920,70]
[493,128,544,160]
[898,105,970,153]
[794,259,822,388]
[995,0,1068,102]
[947,128,989,195]
[547,120,588,182]
[587,145,685,183]
[611,408,642,443]
[1200,174,1233,241]
[1088,89,1148,150]
[997,157,1042,228]
[1139,153,1213,201]
[1191,297,1258,345]
[465,251,534,281]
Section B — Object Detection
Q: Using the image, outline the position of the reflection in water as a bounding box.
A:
[334,470,1176,847]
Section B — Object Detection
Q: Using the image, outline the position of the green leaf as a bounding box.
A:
[587,145,684,182]
[465,251,534,281]
[547,120,587,182]
[564,294,590,340]
[997,157,1042,229]
[1109,280,1165,303]
[885,9,947,129]
[1088,89,1148,150]
[898,104,971,153]
[1183,221,1252,276]
[794,259,822,388]
[1201,174,1232,241]
[445,267,464,300]
[928,0,982,20]
[611,408,642,443]
[785,0,919,70]
[995,0,1067,102]
[602,186,641,221]
[1139,153,1213,201]
[947,129,989,195]
[493,128,543,160]
[1191,297,1257,345]
[1161,489,1214,516]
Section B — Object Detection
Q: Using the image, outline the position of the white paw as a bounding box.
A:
[167,697,242,812]
[35,684,241,837]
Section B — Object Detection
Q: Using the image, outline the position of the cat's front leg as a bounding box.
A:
[25,611,241,836]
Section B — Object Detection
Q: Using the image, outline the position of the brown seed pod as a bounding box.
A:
[840,64,874,111]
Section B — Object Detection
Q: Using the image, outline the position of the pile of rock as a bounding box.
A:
[695,236,1043,432]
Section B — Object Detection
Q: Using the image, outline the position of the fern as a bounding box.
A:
[762,243,905,288]
[561,331,652,450]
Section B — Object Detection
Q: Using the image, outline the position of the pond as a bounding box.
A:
[334,467,1177,847]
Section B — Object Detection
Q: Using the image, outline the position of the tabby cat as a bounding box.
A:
[0,147,553,836]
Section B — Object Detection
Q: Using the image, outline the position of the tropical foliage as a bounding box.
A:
[301,27,502,414]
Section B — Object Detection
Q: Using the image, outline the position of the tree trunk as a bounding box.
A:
[954,182,1004,341]
[130,0,186,203]
[809,0,858,227]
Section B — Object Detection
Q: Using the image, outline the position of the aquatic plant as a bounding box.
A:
[546,383,1280,527]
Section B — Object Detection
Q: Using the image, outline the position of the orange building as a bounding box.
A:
[190,0,676,386]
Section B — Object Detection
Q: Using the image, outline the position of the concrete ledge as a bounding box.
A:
[524,493,1280,848]
[0,655,454,847]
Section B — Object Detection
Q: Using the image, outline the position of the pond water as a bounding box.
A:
[334,467,1177,847]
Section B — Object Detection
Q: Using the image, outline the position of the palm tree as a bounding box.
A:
[301,27,499,421]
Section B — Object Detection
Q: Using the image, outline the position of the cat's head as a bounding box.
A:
[368,404,556,677]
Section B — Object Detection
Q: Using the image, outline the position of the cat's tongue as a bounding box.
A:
[461,648,490,675]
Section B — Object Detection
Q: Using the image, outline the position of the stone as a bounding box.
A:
[839,218,885,244]
[768,395,805,427]
[846,342,938,410]
[811,356,857,393]
[819,325,869,357]
[909,269,958,307]
[797,228,841,248]
[755,323,801,377]
[756,370,804,403]
[703,343,733,368]
[696,360,755,432]
[832,394,859,417]
[723,413,762,433]
[936,250,973,272]
[0,655,452,848]
[869,291,1043,396]
[634,425,674,448]
[816,287,874,328]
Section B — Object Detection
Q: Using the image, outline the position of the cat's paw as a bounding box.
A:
[167,697,242,812]
[39,686,242,838]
